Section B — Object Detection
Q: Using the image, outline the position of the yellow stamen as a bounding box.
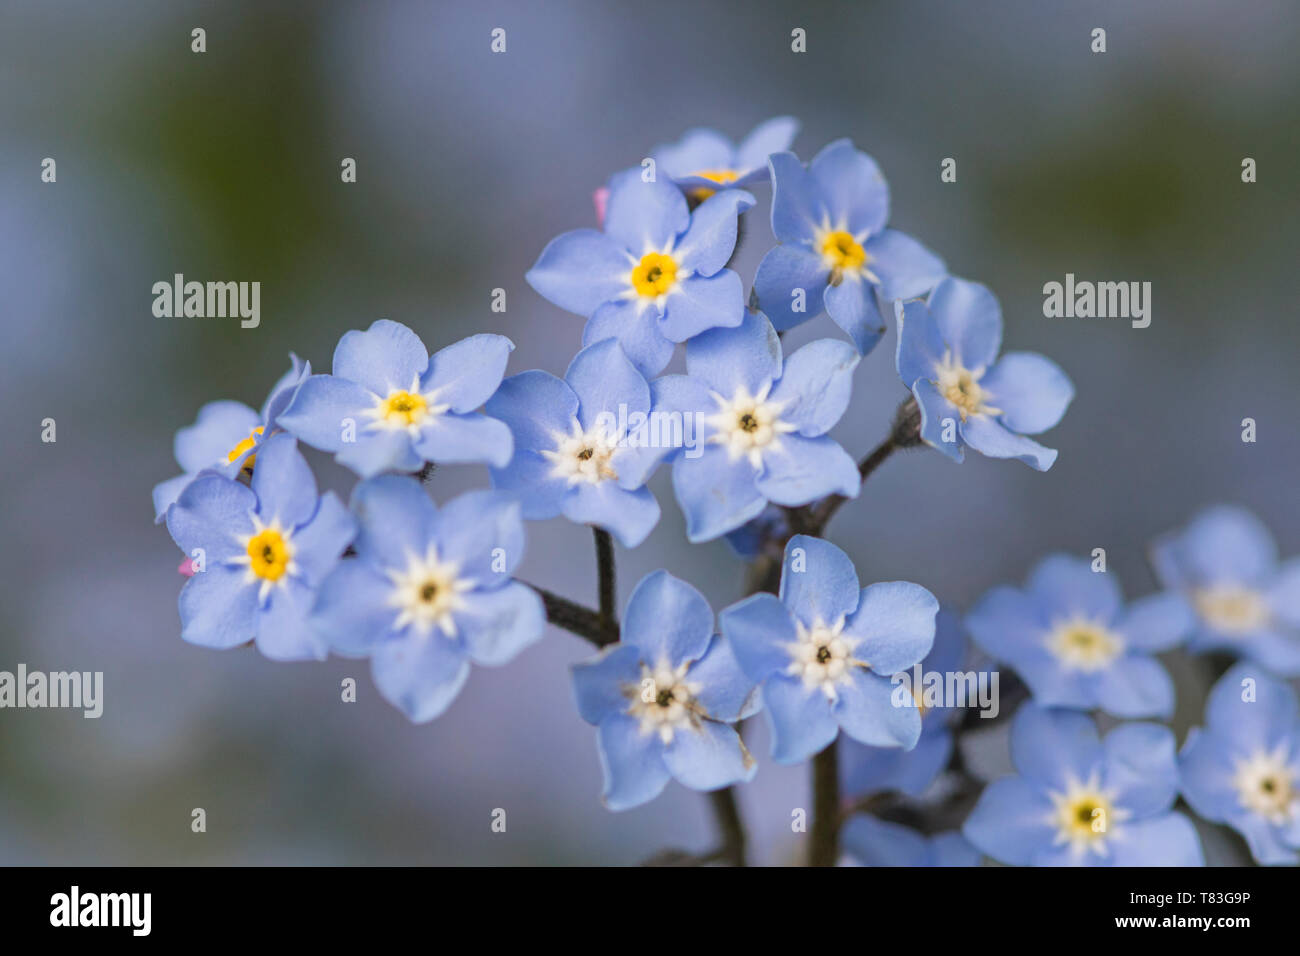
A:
[631,252,678,298]
[226,426,265,471]
[378,390,428,426]
[246,527,291,581]
[820,230,868,283]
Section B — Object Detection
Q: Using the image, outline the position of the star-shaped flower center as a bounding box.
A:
[385,545,472,638]
[233,515,297,602]
[631,251,679,298]
[934,350,999,421]
[1193,585,1271,635]
[226,425,265,473]
[1232,746,1298,824]
[366,378,451,433]
[704,382,795,467]
[1047,773,1129,858]
[542,419,619,485]
[1044,616,1125,672]
[815,224,877,286]
[784,616,866,701]
[626,661,703,744]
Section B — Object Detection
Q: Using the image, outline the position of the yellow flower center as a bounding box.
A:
[631,252,678,298]
[820,230,868,283]
[1193,585,1271,635]
[1048,775,1129,857]
[226,426,265,471]
[693,169,739,185]
[379,389,429,427]
[1045,617,1125,672]
[934,352,999,421]
[246,527,291,581]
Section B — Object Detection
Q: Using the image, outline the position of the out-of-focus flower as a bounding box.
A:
[651,116,800,198]
[842,815,980,867]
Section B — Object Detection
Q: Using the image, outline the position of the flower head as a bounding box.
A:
[720,535,938,764]
[277,320,515,479]
[966,554,1191,719]
[571,571,759,810]
[526,168,755,376]
[754,139,946,354]
[651,116,800,199]
[164,434,356,660]
[1151,505,1300,676]
[654,310,861,542]
[962,703,1204,866]
[311,477,544,722]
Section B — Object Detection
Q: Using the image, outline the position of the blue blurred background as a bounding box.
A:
[1,0,1296,864]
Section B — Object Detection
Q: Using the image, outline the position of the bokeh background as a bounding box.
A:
[2,0,1296,864]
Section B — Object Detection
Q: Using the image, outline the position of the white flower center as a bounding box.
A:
[385,545,472,637]
[1044,616,1125,672]
[705,382,796,467]
[1046,773,1130,859]
[365,376,451,434]
[934,350,999,421]
[542,419,619,485]
[1193,585,1271,635]
[784,616,865,701]
[626,661,702,744]
[1232,746,1298,825]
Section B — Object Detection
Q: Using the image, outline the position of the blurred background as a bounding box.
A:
[1,0,1297,864]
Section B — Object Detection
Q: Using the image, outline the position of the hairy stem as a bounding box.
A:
[809,741,841,866]
[531,586,619,647]
[594,528,617,628]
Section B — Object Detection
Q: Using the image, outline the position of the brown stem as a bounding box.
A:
[594,528,617,629]
[809,742,841,866]
[531,585,619,647]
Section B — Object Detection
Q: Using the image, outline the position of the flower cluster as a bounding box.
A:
[151,117,1292,867]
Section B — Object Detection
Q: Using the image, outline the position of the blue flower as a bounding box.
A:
[277,320,514,479]
[723,505,790,560]
[654,310,861,542]
[1180,665,1300,865]
[720,535,938,764]
[962,703,1204,866]
[484,339,671,547]
[842,816,980,867]
[526,168,755,376]
[311,476,545,723]
[1151,505,1300,676]
[571,571,759,810]
[895,277,1073,471]
[651,116,799,197]
[152,353,310,521]
[164,433,356,661]
[754,139,946,354]
[966,554,1190,719]
[840,608,976,799]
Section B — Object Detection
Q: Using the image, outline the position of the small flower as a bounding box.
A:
[896,277,1073,471]
[152,353,310,521]
[311,476,545,723]
[484,339,671,547]
[165,434,356,661]
[720,535,938,764]
[654,310,861,542]
[526,168,755,376]
[962,703,1204,866]
[842,816,980,867]
[651,116,800,199]
[1179,665,1300,865]
[277,320,515,479]
[966,554,1190,719]
[1150,504,1300,676]
[571,571,759,810]
[754,139,946,354]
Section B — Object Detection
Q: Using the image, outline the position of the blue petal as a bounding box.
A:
[1177,727,1239,823]
[780,535,861,627]
[249,434,317,530]
[489,451,568,520]
[982,352,1074,435]
[960,414,1058,470]
[1010,703,1103,790]
[763,674,839,764]
[333,319,429,396]
[808,139,890,238]
[152,473,193,523]
[1101,721,1179,816]
[1116,591,1195,652]
[836,669,922,749]
[719,592,798,683]
[583,298,675,378]
[894,298,946,389]
[767,150,825,243]
[261,353,310,425]
[1269,558,1300,628]
[165,474,256,563]
[844,582,939,676]
[674,189,755,277]
[1095,655,1174,719]
[337,429,422,480]
[1026,553,1124,624]
[412,412,514,468]
[863,229,946,301]
[288,491,356,584]
[178,566,258,650]
[526,228,633,316]
[311,559,403,657]
[484,370,578,453]
[565,338,650,432]
[735,116,800,173]
[571,643,643,725]
[769,338,859,436]
[659,270,746,342]
[1168,505,1279,588]
[1206,664,1298,751]
[663,720,756,791]
[349,475,438,569]
[622,570,714,668]
[370,632,471,723]
[421,334,513,413]
[843,815,929,867]
[256,578,327,661]
[1108,814,1205,867]
[174,400,261,473]
[653,127,734,182]
[435,489,526,583]
[961,776,1057,866]
[277,374,375,453]
[841,726,953,798]
[561,482,660,548]
[926,277,1002,371]
[824,277,887,355]
[911,379,965,462]
[754,243,829,332]
[603,168,690,255]
[756,434,859,505]
[671,446,765,543]
[684,308,782,397]
[596,714,672,811]
[687,634,760,722]
[454,581,545,666]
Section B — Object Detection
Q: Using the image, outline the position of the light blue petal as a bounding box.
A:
[435,489,526,583]
[844,581,939,676]
[808,139,890,238]
[561,481,660,548]
[178,566,258,650]
[961,776,1056,866]
[982,352,1074,435]
[674,189,755,277]
[653,127,734,181]
[763,674,839,764]
[1177,727,1239,823]
[1269,558,1300,628]
[484,370,578,453]
[930,832,982,867]
[336,429,422,479]
[959,414,1058,471]
[597,713,673,810]
[1094,656,1174,719]
[277,374,376,453]
[564,338,650,432]
[1238,629,1300,675]
[894,297,946,388]
[488,450,568,520]
[755,434,859,505]
[754,243,830,332]
[583,298,675,378]
[248,434,317,530]
[659,270,746,342]
[261,353,310,425]
[1108,813,1204,867]
[371,632,471,723]
[1206,664,1298,751]
[412,412,514,468]
[671,445,765,543]
[841,726,953,798]
[333,319,429,396]
[152,473,193,523]
[719,592,798,684]
[603,168,690,255]
[174,400,261,473]
[288,491,356,584]
[735,116,800,173]
[454,581,545,666]
[824,277,887,355]
[768,338,859,437]
[421,334,513,413]
[684,308,782,397]
[526,228,633,316]
[349,475,438,569]
[767,150,825,243]
[663,720,756,790]
[780,534,861,628]
[622,570,713,668]
[843,815,929,867]
[1229,809,1300,865]
[165,474,256,563]
[1010,703,1103,791]
[311,559,402,657]
[1116,591,1195,652]
[1026,553,1123,624]
[927,277,1002,371]
[1101,721,1179,816]
[1173,505,1279,587]
[863,229,946,301]
[836,669,922,749]
[256,578,327,661]
[571,643,643,725]
[687,635,760,722]
[911,379,965,462]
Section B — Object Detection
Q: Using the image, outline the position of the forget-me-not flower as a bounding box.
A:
[754,139,946,354]
[526,168,754,376]
[720,535,938,764]
[842,816,980,867]
[966,554,1190,719]
[311,476,545,723]
[654,309,860,543]
[277,320,514,479]
[1179,664,1300,865]
[651,116,799,198]
[1151,505,1300,676]
[484,339,671,547]
[571,571,759,810]
[152,353,310,521]
[165,433,356,660]
[895,277,1073,471]
[962,703,1204,866]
